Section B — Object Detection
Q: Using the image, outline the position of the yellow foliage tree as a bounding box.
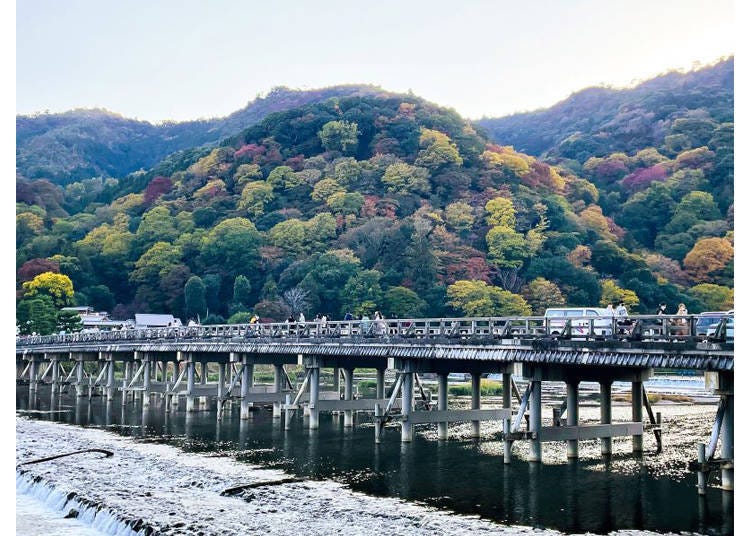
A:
[22,272,74,307]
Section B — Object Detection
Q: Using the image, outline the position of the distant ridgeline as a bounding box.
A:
[15,62,733,333]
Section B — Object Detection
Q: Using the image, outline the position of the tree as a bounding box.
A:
[18,258,60,284]
[267,166,304,191]
[485,197,516,227]
[282,287,311,317]
[617,183,676,247]
[319,120,359,154]
[268,219,308,256]
[414,128,463,170]
[22,272,74,307]
[683,237,734,283]
[444,202,475,231]
[447,280,531,316]
[56,309,83,333]
[232,275,253,310]
[17,295,57,335]
[228,311,253,324]
[599,279,640,309]
[687,283,733,311]
[326,192,364,216]
[184,276,206,321]
[486,226,528,269]
[381,162,430,196]
[340,270,384,316]
[238,181,274,217]
[199,218,262,278]
[311,178,344,202]
[382,286,427,318]
[522,278,566,315]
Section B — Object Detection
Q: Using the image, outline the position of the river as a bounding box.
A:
[16,380,732,535]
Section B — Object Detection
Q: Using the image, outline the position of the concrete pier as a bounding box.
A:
[376,368,385,400]
[240,357,252,419]
[186,360,196,412]
[401,371,414,442]
[566,380,579,459]
[309,366,320,430]
[75,359,85,397]
[503,372,512,463]
[142,358,151,406]
[437,373,448,440]
[720,372,733,491]
[632,380,643,453]
[471,372,481,438]
[273,364,284,418]
[343,368,354,427]
[50,357,59,394]
[600,381,612,456]
[529,380,542,462]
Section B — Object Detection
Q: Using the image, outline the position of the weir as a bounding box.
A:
[16,314,733,493]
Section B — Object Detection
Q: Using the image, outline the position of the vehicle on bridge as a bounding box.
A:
[543,307,613,337]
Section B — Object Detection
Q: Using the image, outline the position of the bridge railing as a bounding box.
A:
[15,314,731,348]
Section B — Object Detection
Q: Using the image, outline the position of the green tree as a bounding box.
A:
[238,181,274,217]
[268,219,307,256]
[17,295,58,335]
[381,162,431,196]
[311,178,344,202]
[267,166,304,191]
[414,128,463,170]
[184,276,207,321]
[382,286,427,318]
[599,279,640,309]
[326,192,364,215]
[445,201,475,231]
[485,197,516,227]
[233,275,253,310]
[522,277,566,315]
[686,283,733,311]
[486,226,528,269]
[319,120,359,154]
[228,311,253,324]
[199,218,262,278]
[618,183,676,247]
[340,270,384,316]
[56,309,83,333]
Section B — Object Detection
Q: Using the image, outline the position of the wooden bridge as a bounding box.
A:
[16,315,734,493]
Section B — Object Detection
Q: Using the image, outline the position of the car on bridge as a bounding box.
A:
[702,310,733,340]
[543,307,614,337]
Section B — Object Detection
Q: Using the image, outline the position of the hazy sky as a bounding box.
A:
[16,0,734,123]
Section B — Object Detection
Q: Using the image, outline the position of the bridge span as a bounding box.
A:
[16,315,734,493]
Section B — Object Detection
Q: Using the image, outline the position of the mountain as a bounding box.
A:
[16,85,390,185]
[16,89,734,332]
[476,58,733,163]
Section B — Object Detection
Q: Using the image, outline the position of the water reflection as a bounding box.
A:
[17,387,732,535]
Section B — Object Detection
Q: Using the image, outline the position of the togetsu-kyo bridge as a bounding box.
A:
[16,314,734,493]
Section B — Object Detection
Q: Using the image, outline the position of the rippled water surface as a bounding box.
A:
[17,386,732,535]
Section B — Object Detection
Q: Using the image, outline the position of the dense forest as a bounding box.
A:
[16,62,734,333]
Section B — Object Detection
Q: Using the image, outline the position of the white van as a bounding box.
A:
[543,307,614,337]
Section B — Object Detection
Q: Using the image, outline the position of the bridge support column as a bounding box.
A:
[632,380,643,453]
[309,366,320,430]
[28,359,39,392]
[529,380,542,462]
[75,358,85,397]
[720,372,733,491]
[567,381,579,459]
[401,368,414,442]
[217,361,226,417]
[240,356,254,419]
[273,364,284,418]
[50,357,59,394]
[600,381,612,456]
[186,359,196,412]
[106,357,116,401]
[503,372,512,463]
[471,372,481,438]
[375,368,385,400]
[343,368,354,427]
[201,362,208,385]
[142,357,151,406]
[437,372,448,440]
[332,366,340,394]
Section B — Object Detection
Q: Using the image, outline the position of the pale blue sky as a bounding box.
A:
[16,0,734,122]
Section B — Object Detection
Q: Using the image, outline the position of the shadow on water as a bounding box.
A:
[17,387,732,535]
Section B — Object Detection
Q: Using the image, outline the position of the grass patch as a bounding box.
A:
[448,379,503,396]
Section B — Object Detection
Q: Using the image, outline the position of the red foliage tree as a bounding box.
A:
[18,258,60,284]
[621,164,668,193]
[143,176,173,205]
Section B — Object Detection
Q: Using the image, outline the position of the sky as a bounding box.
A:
[16,0,734,123]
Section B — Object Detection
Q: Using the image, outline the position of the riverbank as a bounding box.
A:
[17,415,696,536]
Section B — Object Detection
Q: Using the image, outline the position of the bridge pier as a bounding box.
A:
[401,369,414,442]
[376,368,385,399]
[332,366,340,394]
[142,357,151,406]
[503,372,512,463]
[186,359,196,412]
[106,356,116,401]
[529,380,542,462]
[437,372,448,440]
[343,368,354,427]
[240,356,254,419]
[309,365,320,430]
[273,364,284,418]
[50,356,59,394]
[74,356,85,397]
[600,381,612,456]
[471,372,481,438]
[566,380,579,459]
[632,380,643,453]
[720,371,733,491]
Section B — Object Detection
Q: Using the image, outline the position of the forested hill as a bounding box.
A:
[16,91,733,334]
[476,58,733,163]
[16,85,388,185]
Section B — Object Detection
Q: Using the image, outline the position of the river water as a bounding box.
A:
[16,383,732,535]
